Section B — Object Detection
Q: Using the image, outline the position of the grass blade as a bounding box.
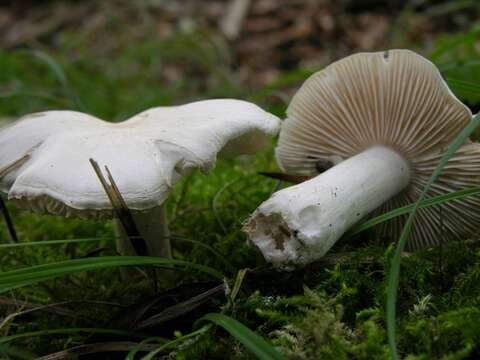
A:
[447,78,480,96]
[0,237,105,249]
[347,186,480,236]
[140,326,211,360]
[125,338,167,360]
[28,50,87,111]
[229,268,248,304]
[171,235,236,273]
[212,178,240,234]
[0,256,225,293]
[430,27,480,61]
[196,313,284,360]
[0,328,146,344]
[387,112,480,359]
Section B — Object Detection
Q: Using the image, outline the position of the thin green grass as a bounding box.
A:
[0,327,147,344]
[387,112,480,359]
[139,326,211,360]
[0,237,104,248]
[348,186,480,237]
[447,78,480,96]
[0,256,225,293]
[125,337,167,360]
[196,313,285,360]
[9,50,87,112]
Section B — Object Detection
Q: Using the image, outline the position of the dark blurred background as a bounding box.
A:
[0,0,479,119]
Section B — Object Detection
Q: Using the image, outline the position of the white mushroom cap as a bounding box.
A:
[275,49,480,250]
[0,99,280,219]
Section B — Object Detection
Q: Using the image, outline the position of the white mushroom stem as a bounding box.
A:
[114,205,171,258]
[245,146,411,267]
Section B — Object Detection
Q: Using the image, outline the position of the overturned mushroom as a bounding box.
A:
[244,49,480,267]
[0,99,280,259]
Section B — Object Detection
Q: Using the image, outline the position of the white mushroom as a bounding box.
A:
[244,49,480,267]
[0,99,280,260]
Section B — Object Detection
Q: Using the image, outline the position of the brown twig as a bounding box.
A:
[90,159,159,288]
[258,171,312,184]
[89,158,146,256]
[0,154,30,179]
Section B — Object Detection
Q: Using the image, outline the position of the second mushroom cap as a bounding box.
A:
[245,49,480,266]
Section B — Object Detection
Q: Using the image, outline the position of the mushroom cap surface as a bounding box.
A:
[0,99,280,219]
[276,49,480,250]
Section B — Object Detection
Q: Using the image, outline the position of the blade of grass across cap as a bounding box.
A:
[0,256,225,293]
[196,313,284,360]
[387,112,480,359]
[347,186,480,237]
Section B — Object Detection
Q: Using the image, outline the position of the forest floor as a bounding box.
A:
[1,1,480,359]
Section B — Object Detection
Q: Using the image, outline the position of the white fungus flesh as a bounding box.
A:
[0,99,280,260]
[0,99,280,218]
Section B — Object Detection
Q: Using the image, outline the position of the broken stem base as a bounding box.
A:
[244,146,411,267]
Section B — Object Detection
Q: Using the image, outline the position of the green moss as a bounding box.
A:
[1,11,480,360]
